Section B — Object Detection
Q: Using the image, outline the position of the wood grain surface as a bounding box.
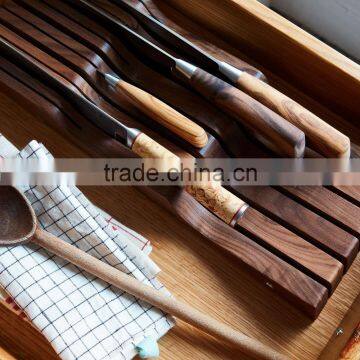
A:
[237,207,344,293]
[0,0,359,358]
[0,0,358,314]
[0,95,358,360]
[0,57,331,320]
[235,72,351,158]
[233,186,359,271]
[167,0,360,122]
[0,39,335,317]
[189,67,306,158]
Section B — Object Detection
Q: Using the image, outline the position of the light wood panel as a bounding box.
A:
[0,91,359,360]
[0,0,359,358]
[319,294,360,360]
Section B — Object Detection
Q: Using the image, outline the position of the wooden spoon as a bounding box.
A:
[0,186,287,360]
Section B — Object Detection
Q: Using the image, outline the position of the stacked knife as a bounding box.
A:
[75,0,350,159]
[0,0,351,231]
[0,0,357,338]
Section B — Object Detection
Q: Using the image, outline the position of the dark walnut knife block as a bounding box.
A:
[0,0,358,320]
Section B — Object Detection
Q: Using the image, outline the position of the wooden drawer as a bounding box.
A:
[0,0,358,359]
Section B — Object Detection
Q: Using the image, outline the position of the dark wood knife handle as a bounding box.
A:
[190,68,306,158]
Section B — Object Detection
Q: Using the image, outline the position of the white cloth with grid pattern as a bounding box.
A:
[0,135,174,360]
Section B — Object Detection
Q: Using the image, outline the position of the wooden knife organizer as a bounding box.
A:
[0,0,359,320]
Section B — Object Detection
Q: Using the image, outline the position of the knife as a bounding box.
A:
[0,36,251,225]
[69,0,306,158]
[111,0,266,83]
[0,36,181,169]
[98,71,208,148]
[112,0,351,159]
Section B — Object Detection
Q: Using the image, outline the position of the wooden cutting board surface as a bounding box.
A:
[0,93,359,360]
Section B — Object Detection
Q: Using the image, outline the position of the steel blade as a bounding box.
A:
[70,0,177,71]
[110,0,265,82]
[112,0,219,71]
[0,37,129,143]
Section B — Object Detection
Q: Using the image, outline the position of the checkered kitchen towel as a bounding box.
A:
[0,134,174,360]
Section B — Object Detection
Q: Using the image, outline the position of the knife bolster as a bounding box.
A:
[174,59,197,80]
[126,127,142,148]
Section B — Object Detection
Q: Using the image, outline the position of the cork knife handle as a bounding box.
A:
[131,133,249,224]
[131,132,178,159]
[117,80,208,148]
[131,133,249,225]
[190,68,306,158]
[185,181,249,226]
[130,132,181,171]
[236,72,350,158]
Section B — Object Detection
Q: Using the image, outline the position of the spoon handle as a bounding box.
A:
[33,228,287,360]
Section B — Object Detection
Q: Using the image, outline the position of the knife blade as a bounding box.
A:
[68,0,306,158]
[99,71,208,148]
[0,37,252,227]
[113,0,350,158]
[111,0,265,82]
[0,36,180,165]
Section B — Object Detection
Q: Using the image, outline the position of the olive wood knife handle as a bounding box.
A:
[116,79,208,148]
[236,72,350,158]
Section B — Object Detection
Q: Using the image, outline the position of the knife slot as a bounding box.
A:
[5,3,98,68]
[325,185,360,208]
[276,186,360,238]
[234,207,343,294]
[0,67,84,140]
[0,59,82,130]
[0,24,98,108]
[229,186,359,271]
[16,0,130,66]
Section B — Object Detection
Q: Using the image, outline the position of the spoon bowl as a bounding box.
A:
[0,186,36,245]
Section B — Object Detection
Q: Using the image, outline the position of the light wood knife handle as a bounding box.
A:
[117,80,208,148]
[236,72,350,158]
[189,68,305,158]
[185,180,249,226]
